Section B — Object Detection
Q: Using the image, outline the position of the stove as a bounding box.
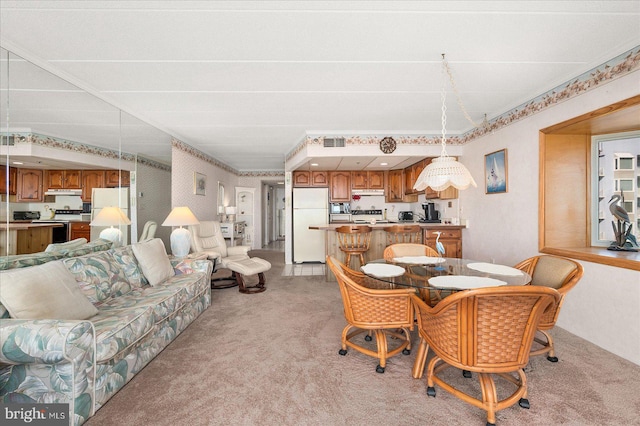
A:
[351,209,389,224]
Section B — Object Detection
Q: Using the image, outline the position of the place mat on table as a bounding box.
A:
[466,262,523,276]
[428,275,507,289]
[393,256,445,265]
[361,263,406,278]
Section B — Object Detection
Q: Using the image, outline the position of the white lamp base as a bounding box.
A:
[170,227,191,258]
[99,227,123,248]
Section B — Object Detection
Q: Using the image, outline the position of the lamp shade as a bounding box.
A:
[161,207,200,227]
[90,206,131,226]
[413,156,478,192]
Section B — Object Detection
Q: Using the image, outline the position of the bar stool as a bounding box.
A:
[335,225,372,269]
[383,224,422,245]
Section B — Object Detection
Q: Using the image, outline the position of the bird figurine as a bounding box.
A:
[608,195,630,223]
[434,231,446,256]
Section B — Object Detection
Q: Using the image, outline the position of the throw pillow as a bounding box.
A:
[132,238,175,286]
[0,261,98,320]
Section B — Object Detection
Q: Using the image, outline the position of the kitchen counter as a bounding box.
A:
[0,222,64,256]
[310,223,466,281]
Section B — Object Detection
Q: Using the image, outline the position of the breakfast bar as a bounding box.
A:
[310,222,466,281]
[0,222,64,256]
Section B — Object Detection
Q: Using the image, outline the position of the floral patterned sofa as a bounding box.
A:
[0,238,113,270]
[0,238,213,425]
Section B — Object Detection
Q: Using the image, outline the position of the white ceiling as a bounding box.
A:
[1,1,639,171]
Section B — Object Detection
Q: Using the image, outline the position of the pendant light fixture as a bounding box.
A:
[413,54,477,192]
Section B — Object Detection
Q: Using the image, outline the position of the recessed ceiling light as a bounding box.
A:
[12,161,23,165]
[311,163,319,167]
[380,162,388,166]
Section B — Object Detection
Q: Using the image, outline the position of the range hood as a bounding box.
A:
[351,189,385,196]
[44,189,83,196]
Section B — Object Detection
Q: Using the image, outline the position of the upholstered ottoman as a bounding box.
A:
[226,257,271,293]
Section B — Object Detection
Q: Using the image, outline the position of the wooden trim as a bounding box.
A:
[538,132,546,251]
[541,247,640,271]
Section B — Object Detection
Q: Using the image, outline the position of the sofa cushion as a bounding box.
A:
[45,238,88,253]
[91,304,156,362]
[59,238,113,257]
[0,261,98,320]
[110,245,149,288]
[132,238,175,286]
[63,251,132,305]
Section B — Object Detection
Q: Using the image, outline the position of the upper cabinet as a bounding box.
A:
[386,169,418,203]
[329,171,351,202]
[82,170,106,201]
[16,169,44,202]
[105,170,130,187]
[351,171,384,190]
[293,170,328,187]
[45,170,81,190]
[0,165,17,195]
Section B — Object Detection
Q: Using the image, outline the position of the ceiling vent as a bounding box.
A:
[0,135,15,146]
[323,137,345,148]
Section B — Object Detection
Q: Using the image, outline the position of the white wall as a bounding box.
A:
[134,161,172,246]
[460,71,640,365]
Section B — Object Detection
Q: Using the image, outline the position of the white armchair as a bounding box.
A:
[189,221,250,288]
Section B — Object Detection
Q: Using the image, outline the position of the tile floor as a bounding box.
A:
[261,239,326,277]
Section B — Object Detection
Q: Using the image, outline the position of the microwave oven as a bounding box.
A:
[330,203,350,214]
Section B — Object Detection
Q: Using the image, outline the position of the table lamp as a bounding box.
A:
[90,206,131,248]
[225,206,237,223]
[162,206,200,257]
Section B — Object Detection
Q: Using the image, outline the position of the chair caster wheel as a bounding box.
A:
[426,387,436,397]
[462,370,472,378]
[519,398,530,409]
[365,335,372,341]
[376,365,385,373]
[338,349,347,356]
[547,355,558,362]
[402,348,410,355]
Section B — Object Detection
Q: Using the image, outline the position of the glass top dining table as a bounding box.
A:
[360,257,532,291]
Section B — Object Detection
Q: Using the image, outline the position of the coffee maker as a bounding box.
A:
[421,202,441,223]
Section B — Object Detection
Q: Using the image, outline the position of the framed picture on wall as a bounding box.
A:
[194,172,206,196]
[485,149,508,194]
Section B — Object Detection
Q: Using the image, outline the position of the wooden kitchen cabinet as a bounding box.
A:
[351,171,384,190]
[385,169,418,203]
[82,170,105,201]
[16,168,44,202]
[424,228,462,258]
[45,169,82,190]
[0,165,17,195]
[70,222,91,241]
[404,159,427,195]
[329,171,351,202]
[105,170,130,187]
[293,170,327,187]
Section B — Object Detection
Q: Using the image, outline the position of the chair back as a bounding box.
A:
[139,221,157,241]
[411,286,559,371]
[189,220,228,258]
[383,243,439,262]
[327,256,415,329]
[514,255,583,327]
[384,225,422,244]
[335,225,372,251]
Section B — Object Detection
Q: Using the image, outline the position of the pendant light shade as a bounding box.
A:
[413,54,477,193]
[413,156,477,191]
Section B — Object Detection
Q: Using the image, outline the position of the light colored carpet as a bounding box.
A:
[86,250,640,425]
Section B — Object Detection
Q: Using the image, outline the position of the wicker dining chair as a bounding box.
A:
[514,255,584,362]
[383,224,423,245]
[335,225,372,269]
[383,243,442,305]
[411,286,560,426]
[327,255,415,373]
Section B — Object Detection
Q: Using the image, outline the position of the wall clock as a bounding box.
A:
[379,136,397,154]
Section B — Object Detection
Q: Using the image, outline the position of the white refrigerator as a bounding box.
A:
[293,187,328,263]
[91,188,130,245]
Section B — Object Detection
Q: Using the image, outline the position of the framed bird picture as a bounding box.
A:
[485,149,508,194]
